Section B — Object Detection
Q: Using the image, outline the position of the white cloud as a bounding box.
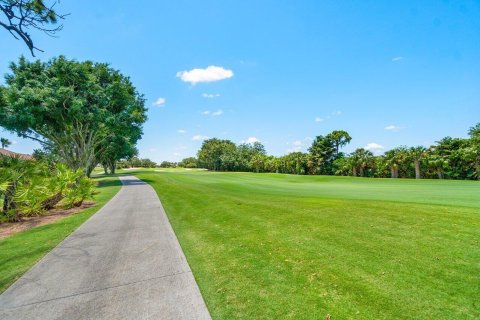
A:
[392,56,404,62]
[202,109,223,116]
[192,135,209,141]
[173,152,181,156]
[332,110,342,116]
[152,97,166,107]
[384,125,405,132]
[202,93,220,98]
[315,117,324,123]
[286,140,305,152]
[364,142,385,154]
[241,137,260,144]
[177,129,186,134]
[176,66,234,85]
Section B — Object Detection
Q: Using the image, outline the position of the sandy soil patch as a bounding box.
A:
[0,201,95,240]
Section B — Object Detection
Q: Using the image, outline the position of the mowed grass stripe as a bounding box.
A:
[133,169,479,320]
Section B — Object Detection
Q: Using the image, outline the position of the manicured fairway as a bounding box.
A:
[133,169,480,320]
[0,176,121,293]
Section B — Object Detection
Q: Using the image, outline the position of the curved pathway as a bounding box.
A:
[0,175,211,320]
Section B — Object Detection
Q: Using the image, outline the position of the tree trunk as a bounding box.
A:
[359,166,364,177]
[390,167,395,178]
[352,167,357,177]
[41,192,64,210]
[437,169,443,179]
[103,163,109,175]
[414,160,421,179]
[109,160,116,174]
[85,162,96,177]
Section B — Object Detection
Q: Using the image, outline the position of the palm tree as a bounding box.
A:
[384,147,407,178]
[1,138,12,149]
[349,148,374,177]
[427,154,448,179]
[409,146,427,179]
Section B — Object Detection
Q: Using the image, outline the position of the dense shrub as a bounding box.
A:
[0,156,95,222]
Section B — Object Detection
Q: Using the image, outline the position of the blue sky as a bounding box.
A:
[1,0,479,162]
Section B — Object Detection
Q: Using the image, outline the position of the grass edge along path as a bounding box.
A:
[0,175,122,293]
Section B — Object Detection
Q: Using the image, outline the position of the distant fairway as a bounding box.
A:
[132,169,480,320]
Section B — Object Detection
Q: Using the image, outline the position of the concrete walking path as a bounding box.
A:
[0,175,211,320]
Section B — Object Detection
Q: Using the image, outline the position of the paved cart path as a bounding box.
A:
[0,175,211,320]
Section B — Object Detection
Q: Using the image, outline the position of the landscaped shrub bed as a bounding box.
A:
[0,156,95,223]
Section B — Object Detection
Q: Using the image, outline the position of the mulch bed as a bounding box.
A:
[0,201,95,240]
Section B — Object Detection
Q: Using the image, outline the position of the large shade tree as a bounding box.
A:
[197,138,236,171]
[0,56,147,176]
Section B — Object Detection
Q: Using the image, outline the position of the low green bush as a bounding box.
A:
[0,156,95,222]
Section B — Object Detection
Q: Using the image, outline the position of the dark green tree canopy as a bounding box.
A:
[0,56,147,175]
[197,138,237,171]
[326,130,352,157]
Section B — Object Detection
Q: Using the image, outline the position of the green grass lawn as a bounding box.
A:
[0,175,121,293]
[131,169,480,320]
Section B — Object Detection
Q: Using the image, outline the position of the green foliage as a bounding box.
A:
[62,175,96,209]
[187,124,478,180]
[308,135,338,174]
[178,157,197,168]
[159,161,177,168]
[326,130,352,157]
[0,56,147,176]
[197,138,237,171]
[0,156,95,221]
[0,137,11,149]
[116,157,157,169]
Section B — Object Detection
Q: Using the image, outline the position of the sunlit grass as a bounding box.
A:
[132,169,480,320]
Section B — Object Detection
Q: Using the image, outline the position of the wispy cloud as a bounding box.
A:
[392,56,405,62]
[286,140,306,152]
[176,66,234,85]
[202,93,220,98]
[177,129,186,134]
[315,110,341,123]
[384,125,404,131]
[192,135,209,141]
[152,97,166,107]
[202,109,223,116]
